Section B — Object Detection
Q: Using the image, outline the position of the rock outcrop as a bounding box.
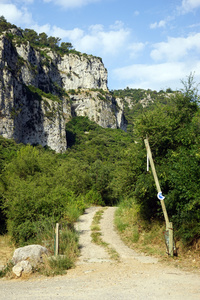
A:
[12,260,32,277]
[69,91,127,131]
[12,244,48,266]
[0,28,126,152]
[12,244,48,277]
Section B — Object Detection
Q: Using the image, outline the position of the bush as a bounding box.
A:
[132,75,200,244]
[0,145,82,245]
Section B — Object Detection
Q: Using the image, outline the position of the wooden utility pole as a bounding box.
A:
[144,138,174,256]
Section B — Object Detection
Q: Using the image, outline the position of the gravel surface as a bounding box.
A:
[0,206,200,300]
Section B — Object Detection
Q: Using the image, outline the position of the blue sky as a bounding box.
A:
[0,0,200,91]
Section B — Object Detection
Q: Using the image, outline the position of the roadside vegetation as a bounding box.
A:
[114,200,200,271]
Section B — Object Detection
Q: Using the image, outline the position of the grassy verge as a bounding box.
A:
[0,222,80,278]
[115,204,166,256]
[0,235,15,265]
[0,235,15,278]
[37,225,79,276]
[115,201,200,272]
[91,208,120,261]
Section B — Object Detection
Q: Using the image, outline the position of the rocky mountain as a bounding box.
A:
[0,26,126,152]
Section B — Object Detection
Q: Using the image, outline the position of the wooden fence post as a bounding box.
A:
[168,222,174,257]
[55,223,59,256]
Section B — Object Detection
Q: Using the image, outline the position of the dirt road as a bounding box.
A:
[0,206,200,300]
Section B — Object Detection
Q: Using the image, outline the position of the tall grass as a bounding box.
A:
[35,224,79,276]
[0,205,81,277]
[115,199,166,257]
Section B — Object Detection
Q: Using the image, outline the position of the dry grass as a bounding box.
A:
[115,205,200,273]
[165,240,200,272]
[0,235,15,268]
[0,225,79,278]
[0,235,15,278]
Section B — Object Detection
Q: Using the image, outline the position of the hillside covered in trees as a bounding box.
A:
[0,74,200,251]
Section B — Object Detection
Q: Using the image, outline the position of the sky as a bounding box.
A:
[0,0,200,91]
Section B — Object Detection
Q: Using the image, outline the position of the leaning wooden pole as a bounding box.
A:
[144,138,174,256]
[144,138,169,226]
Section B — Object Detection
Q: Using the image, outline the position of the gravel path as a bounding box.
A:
[101,207,158,263]
[74,206,111,263]
[0,206,200,300]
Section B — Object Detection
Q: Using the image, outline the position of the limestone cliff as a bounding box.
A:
[68,91,126,131]
[0,28,126,152]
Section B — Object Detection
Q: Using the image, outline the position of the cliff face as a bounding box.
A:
[0,29,126,152]
[68,91,127,131]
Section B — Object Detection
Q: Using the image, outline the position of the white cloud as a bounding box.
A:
[0,3,33,25]
[150,20,166,29]
[51,26,84,40]
[88,24,104,33]
[128,42,146,59]
[110,21,124,30]
[151,33,200,62]
[112,61,200,91]
[188,22,200,28]
[42,0,100,9]
[33,23,51,35]
[52,23,131,56]
[79,29,129,55]
[178,0,200,14]
[150,1,200,31]
[36,21,130,58]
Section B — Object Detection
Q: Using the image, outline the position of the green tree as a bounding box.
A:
[132,74,200,244]
[47,36,61,49]
[23,28,38,44]
[38,32,48,46]
[0,16,16,32]
[0,16,6,22]
[60,42,73,53]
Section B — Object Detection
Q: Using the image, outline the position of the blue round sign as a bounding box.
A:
[157,192,165,201]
